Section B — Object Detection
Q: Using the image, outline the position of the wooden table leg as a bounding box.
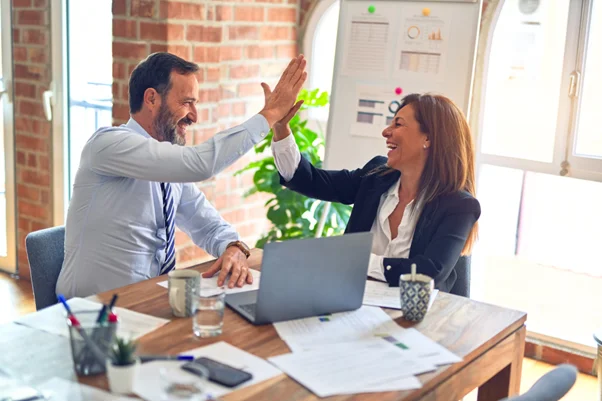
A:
[477,325,526,401]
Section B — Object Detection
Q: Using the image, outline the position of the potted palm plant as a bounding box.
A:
[106,336,139,395]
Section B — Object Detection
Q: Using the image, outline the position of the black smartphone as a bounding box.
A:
[181,357,253,388]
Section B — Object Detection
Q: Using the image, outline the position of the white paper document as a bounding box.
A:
[341,2,396,76]
[394,4,452,80]
[14,297,169,340]
[269,339,433,397]
[133,341,282,401]
[363,281,439,311]
[273,305,461,367]
[38,377,138,401]
[350,84,399,139]
[157,269,261,296]
[392,328,462,367]
[273,305,406,352]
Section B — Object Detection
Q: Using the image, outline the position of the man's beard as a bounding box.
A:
[152,103,191,146]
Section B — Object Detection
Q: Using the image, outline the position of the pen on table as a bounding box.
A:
[108,294,119,312]
[138,355,194,363]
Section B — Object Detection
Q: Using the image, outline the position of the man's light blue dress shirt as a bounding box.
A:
[56,115,269,298]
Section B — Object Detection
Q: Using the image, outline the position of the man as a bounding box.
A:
[56,52,306,298]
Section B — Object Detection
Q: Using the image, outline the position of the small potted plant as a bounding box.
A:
[106,336,139,395]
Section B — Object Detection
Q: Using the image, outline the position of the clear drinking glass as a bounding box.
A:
[193,285,225,338]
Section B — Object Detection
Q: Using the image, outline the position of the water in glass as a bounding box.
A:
[193,287,225,338]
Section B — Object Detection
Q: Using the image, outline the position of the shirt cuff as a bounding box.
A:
[367,253,386,282]
[242,114,270,144]
[217,236,241,257]
[271,133,297,150]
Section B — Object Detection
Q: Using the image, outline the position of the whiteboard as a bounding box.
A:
[324,0,481,170]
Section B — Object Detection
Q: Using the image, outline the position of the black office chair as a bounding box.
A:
[449,256,471,298]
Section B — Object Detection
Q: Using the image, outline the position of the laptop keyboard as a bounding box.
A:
[239,303,257,317]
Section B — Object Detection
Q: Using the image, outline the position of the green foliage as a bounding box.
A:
[110,336,138,366]
[236,89,352,248]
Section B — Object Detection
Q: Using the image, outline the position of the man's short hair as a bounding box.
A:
[128,52,199,114]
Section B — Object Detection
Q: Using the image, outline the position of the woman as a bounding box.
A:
[271,93,480,295]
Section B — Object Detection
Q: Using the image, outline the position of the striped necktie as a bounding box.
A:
[160,182,176,275]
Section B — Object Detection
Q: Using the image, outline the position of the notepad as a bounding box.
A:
[133,341,282,401]
[362,280,439,310]
[38,377,137,401]
[157,268,261,295]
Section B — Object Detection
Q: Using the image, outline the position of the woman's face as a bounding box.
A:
[381,104,429,172]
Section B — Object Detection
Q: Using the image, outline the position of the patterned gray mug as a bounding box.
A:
[168,270,200,317]
[399,267,434,322]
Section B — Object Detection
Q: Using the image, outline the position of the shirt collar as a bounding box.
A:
[385,177,417,208]
[386,177,401,199]
[125,118,152,139]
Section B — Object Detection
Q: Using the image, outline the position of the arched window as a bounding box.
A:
[303,0,340,122]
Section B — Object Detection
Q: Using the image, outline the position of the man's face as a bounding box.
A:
[152,72,199,145]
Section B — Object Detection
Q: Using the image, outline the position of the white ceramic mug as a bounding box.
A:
[168,270,200,317]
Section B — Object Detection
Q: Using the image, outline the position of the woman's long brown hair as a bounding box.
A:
[388,93,478,255]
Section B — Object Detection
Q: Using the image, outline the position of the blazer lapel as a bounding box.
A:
[346,170,400,233]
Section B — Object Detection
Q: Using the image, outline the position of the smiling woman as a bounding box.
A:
[270,93,480,296]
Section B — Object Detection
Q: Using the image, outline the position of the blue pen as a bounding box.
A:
[139,355,194,363]
[57,294,78,323]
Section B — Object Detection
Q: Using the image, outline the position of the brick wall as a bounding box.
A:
[112,0,298,267]
[8,0,493,277]
[12,0,53,280]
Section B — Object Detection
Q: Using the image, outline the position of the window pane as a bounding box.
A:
[481,0,570,162]
[308,0,340,121]
[574,1,602,158]
[475,164,602,347]
[67,0,113,199]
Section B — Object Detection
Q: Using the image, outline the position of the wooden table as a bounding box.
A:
[2,249,527,400]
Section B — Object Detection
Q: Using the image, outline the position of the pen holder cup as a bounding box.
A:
[67,310,117,376]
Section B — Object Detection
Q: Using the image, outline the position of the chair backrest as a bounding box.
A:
[25,226,65,310]
[504,364,578,401]
[449,256,471,298]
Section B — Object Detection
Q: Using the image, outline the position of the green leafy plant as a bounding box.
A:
[236,89,352,248]
[110,336,138,366]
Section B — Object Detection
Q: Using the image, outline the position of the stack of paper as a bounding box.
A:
[14,297,169,340]
[269,339,433,397]
[271,306,461,397]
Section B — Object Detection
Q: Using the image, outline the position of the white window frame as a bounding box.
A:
[302,0,338,92]
[565,0,602,180]
[301,0,339,127]
[50,0,69,226]
[0,0,16,274]
[476,0,602,182]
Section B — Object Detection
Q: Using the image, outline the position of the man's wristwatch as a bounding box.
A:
[226,240,251,259]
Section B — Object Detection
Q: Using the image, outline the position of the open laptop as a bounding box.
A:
[226,232,373,325]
